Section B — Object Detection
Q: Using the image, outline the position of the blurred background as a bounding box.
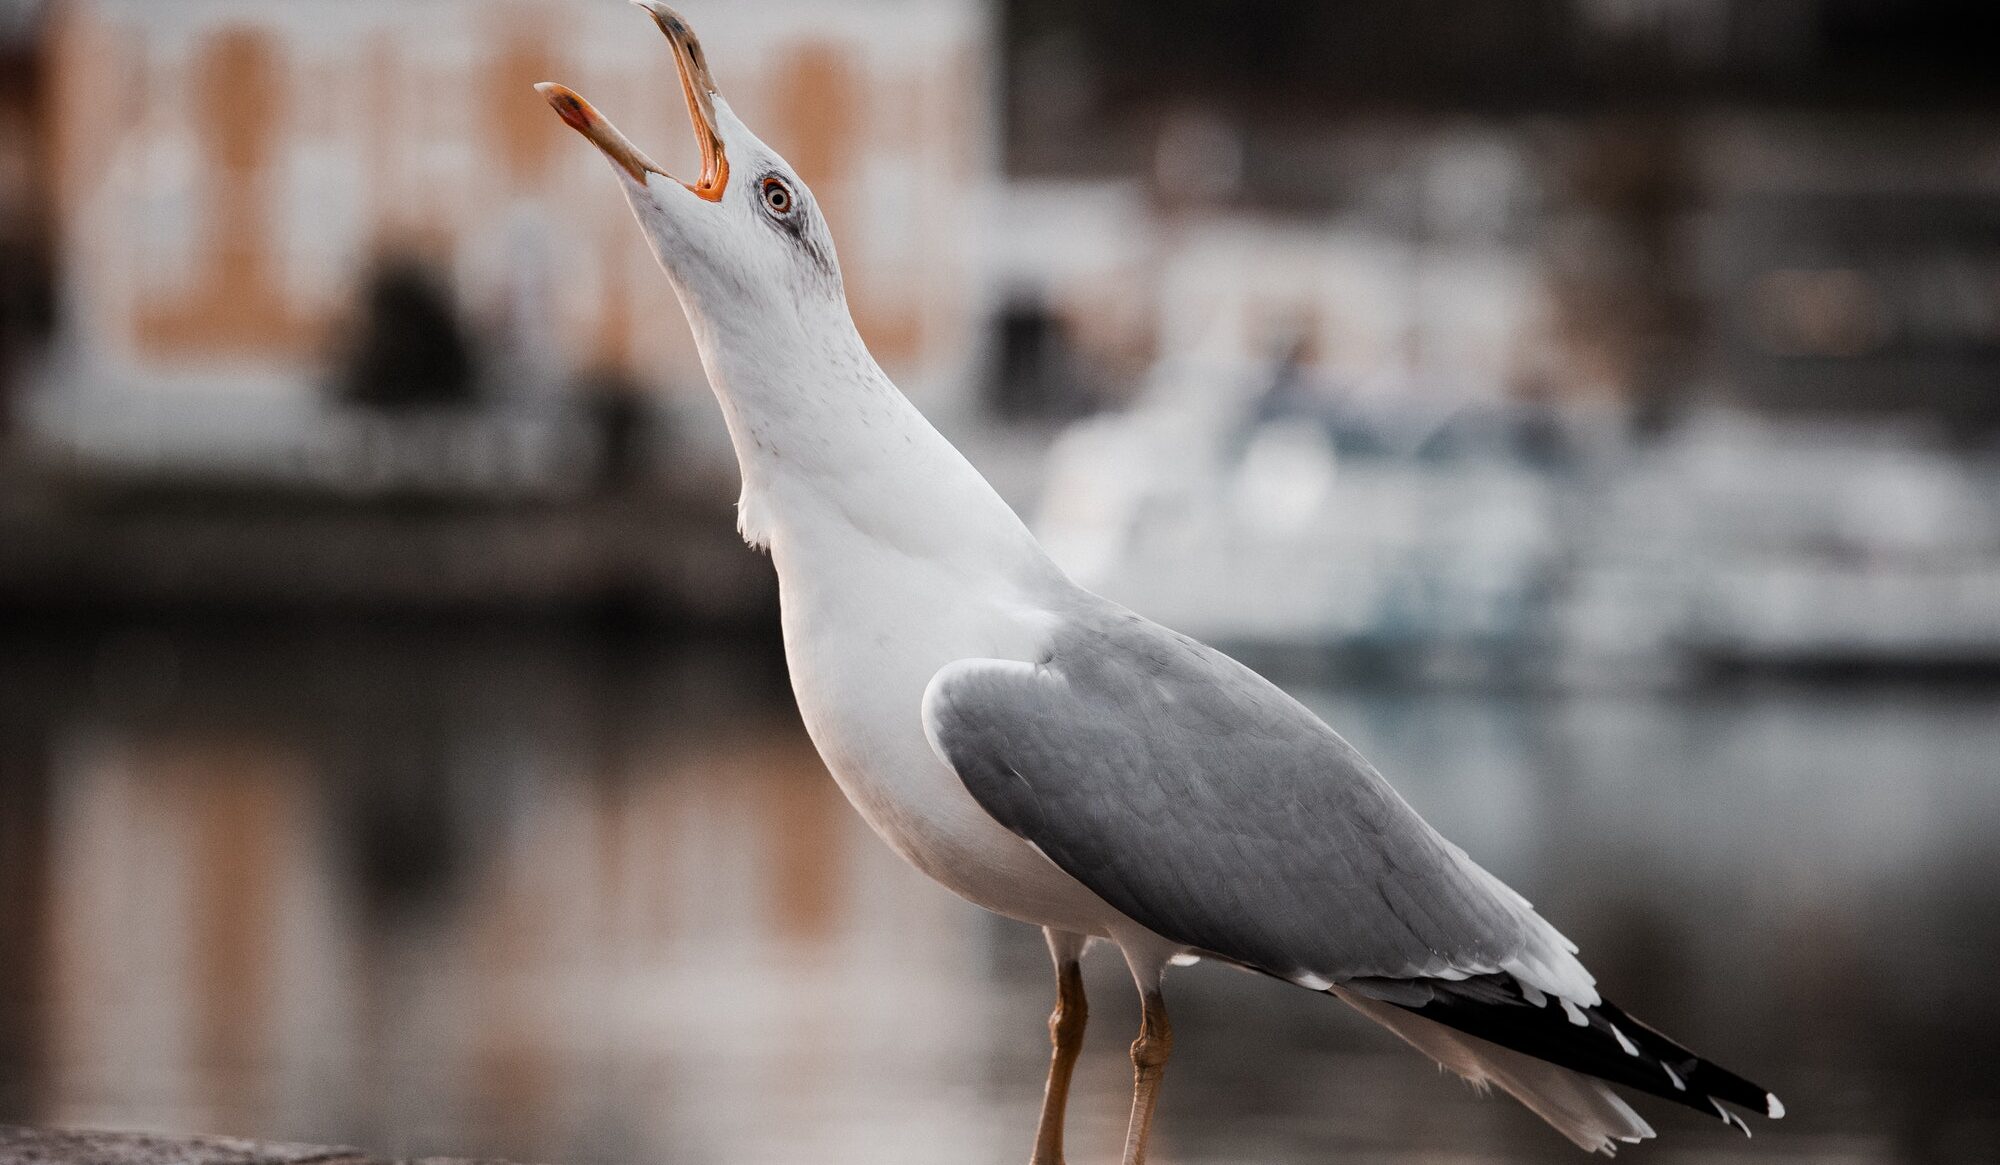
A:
[2,0,1998,1162]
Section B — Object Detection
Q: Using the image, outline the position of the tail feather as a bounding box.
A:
[1336,987,1656,1155]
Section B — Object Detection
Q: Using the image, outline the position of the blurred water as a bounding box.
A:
[1,620,1996,1164]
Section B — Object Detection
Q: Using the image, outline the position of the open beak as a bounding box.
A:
[537,1,730,201]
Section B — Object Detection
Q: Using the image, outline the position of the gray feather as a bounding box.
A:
[923,601,1595,1002]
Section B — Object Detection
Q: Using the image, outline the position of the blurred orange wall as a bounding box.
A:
[47,0,993,406]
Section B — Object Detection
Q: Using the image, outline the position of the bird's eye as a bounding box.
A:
[761,176,795,216]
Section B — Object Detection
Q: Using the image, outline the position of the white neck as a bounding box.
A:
[683,297,1060,588]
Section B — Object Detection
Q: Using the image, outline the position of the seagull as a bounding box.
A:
[539,6,1784,1160]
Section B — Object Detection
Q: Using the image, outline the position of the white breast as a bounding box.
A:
[769,529,1119,937]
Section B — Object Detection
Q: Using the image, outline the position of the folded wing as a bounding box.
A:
[921,605,1596,1003]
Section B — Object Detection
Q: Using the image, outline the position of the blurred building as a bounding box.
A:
[998,1,2000,677]
[27,0,993,473]
[5,0,1998,647]
[995,0,2000,434]
[16,0,1999,469]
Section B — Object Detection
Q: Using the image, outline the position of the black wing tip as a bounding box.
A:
[1385,975,1782,1127]
[1593,997,1779,1120]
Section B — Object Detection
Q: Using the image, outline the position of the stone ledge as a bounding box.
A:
[0,1127,525,1165]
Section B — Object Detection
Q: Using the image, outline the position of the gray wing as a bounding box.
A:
[922,605,1597,1002]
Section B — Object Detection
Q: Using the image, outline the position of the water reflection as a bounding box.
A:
[1,622,1995,1164]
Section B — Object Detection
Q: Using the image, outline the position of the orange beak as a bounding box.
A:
[537,2,730,201]
[535,83,663,184]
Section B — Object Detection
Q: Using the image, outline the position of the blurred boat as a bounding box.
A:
[1034,347,2000,685]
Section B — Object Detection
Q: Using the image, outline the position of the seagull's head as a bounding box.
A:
[538,3,843,330]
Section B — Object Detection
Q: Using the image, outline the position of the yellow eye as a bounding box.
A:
[761,176,795,215]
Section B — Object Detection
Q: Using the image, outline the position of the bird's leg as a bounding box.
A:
[1031,929,1089,1165]
[1119,981,1174,1165]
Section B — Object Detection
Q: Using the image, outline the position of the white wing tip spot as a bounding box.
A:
[1710,1101,1752,1138]
[1663,1063,1686,1091]
[1292,972,1333,990]
[1766,1093,1786,1119]
[1560,998,1590,1027]
[1609,1023,1639,1056]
